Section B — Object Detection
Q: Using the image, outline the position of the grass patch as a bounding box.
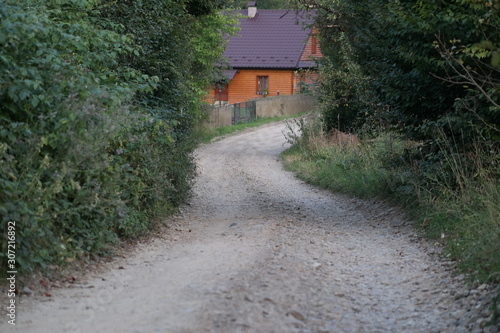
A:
[414,160,500,283]
[282,116,500,285]
[282,118,397,199]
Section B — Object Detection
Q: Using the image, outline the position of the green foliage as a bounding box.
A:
[190,12,240,101]
[404,129,500,283]
[283,116,500,284]
[293,0,499,143]
[282,116,398,198]
[0,0,233,275]
[316,54,377,133]
[430,0,500,136]
[0,0,147,272]
[99,0,237,129]
[185,0,228,16]
[99,0,193,121]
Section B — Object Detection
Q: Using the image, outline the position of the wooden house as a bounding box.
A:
[208,2,322,105]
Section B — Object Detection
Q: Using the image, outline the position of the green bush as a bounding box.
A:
[405,131,500,282]
[0,0,143,272]
[283,117,396,198]
[295,0,499,142]
[0,0,223,276]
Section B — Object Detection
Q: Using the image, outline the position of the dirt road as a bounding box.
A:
[4,120,498,332]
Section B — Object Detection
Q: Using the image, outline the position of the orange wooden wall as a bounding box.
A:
[225,69,295,105]
[208,68,320,105]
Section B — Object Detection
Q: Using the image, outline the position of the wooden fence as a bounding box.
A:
[202,94,318,128]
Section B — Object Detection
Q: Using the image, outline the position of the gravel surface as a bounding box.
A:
[2,120,499,333]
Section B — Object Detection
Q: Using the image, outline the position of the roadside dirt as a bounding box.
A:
[2,120,499,333]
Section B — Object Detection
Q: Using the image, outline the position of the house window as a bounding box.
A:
[257,76,268,95]
[311,36,317,54]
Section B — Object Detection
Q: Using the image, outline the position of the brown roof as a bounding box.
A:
[224,9,316,69]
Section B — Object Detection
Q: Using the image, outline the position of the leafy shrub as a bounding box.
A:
[0,0,215,276]
[295,0,499,142]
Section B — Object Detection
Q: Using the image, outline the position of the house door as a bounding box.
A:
[216,85,229,105]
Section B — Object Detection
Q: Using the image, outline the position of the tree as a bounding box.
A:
[292,0,500,142]
[99,0,236,128]
[432,0,500,136]
[0,0,237,275]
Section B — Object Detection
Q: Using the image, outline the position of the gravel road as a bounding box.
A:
[3,120,499,333]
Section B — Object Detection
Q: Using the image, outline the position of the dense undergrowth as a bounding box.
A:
[0,0,235,277]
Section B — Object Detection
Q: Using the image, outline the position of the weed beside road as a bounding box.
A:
[282,116,500,288]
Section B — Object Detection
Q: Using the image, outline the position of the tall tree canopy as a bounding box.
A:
[291,0,499,143]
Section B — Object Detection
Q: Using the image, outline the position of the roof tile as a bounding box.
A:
[224,10,315,69]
